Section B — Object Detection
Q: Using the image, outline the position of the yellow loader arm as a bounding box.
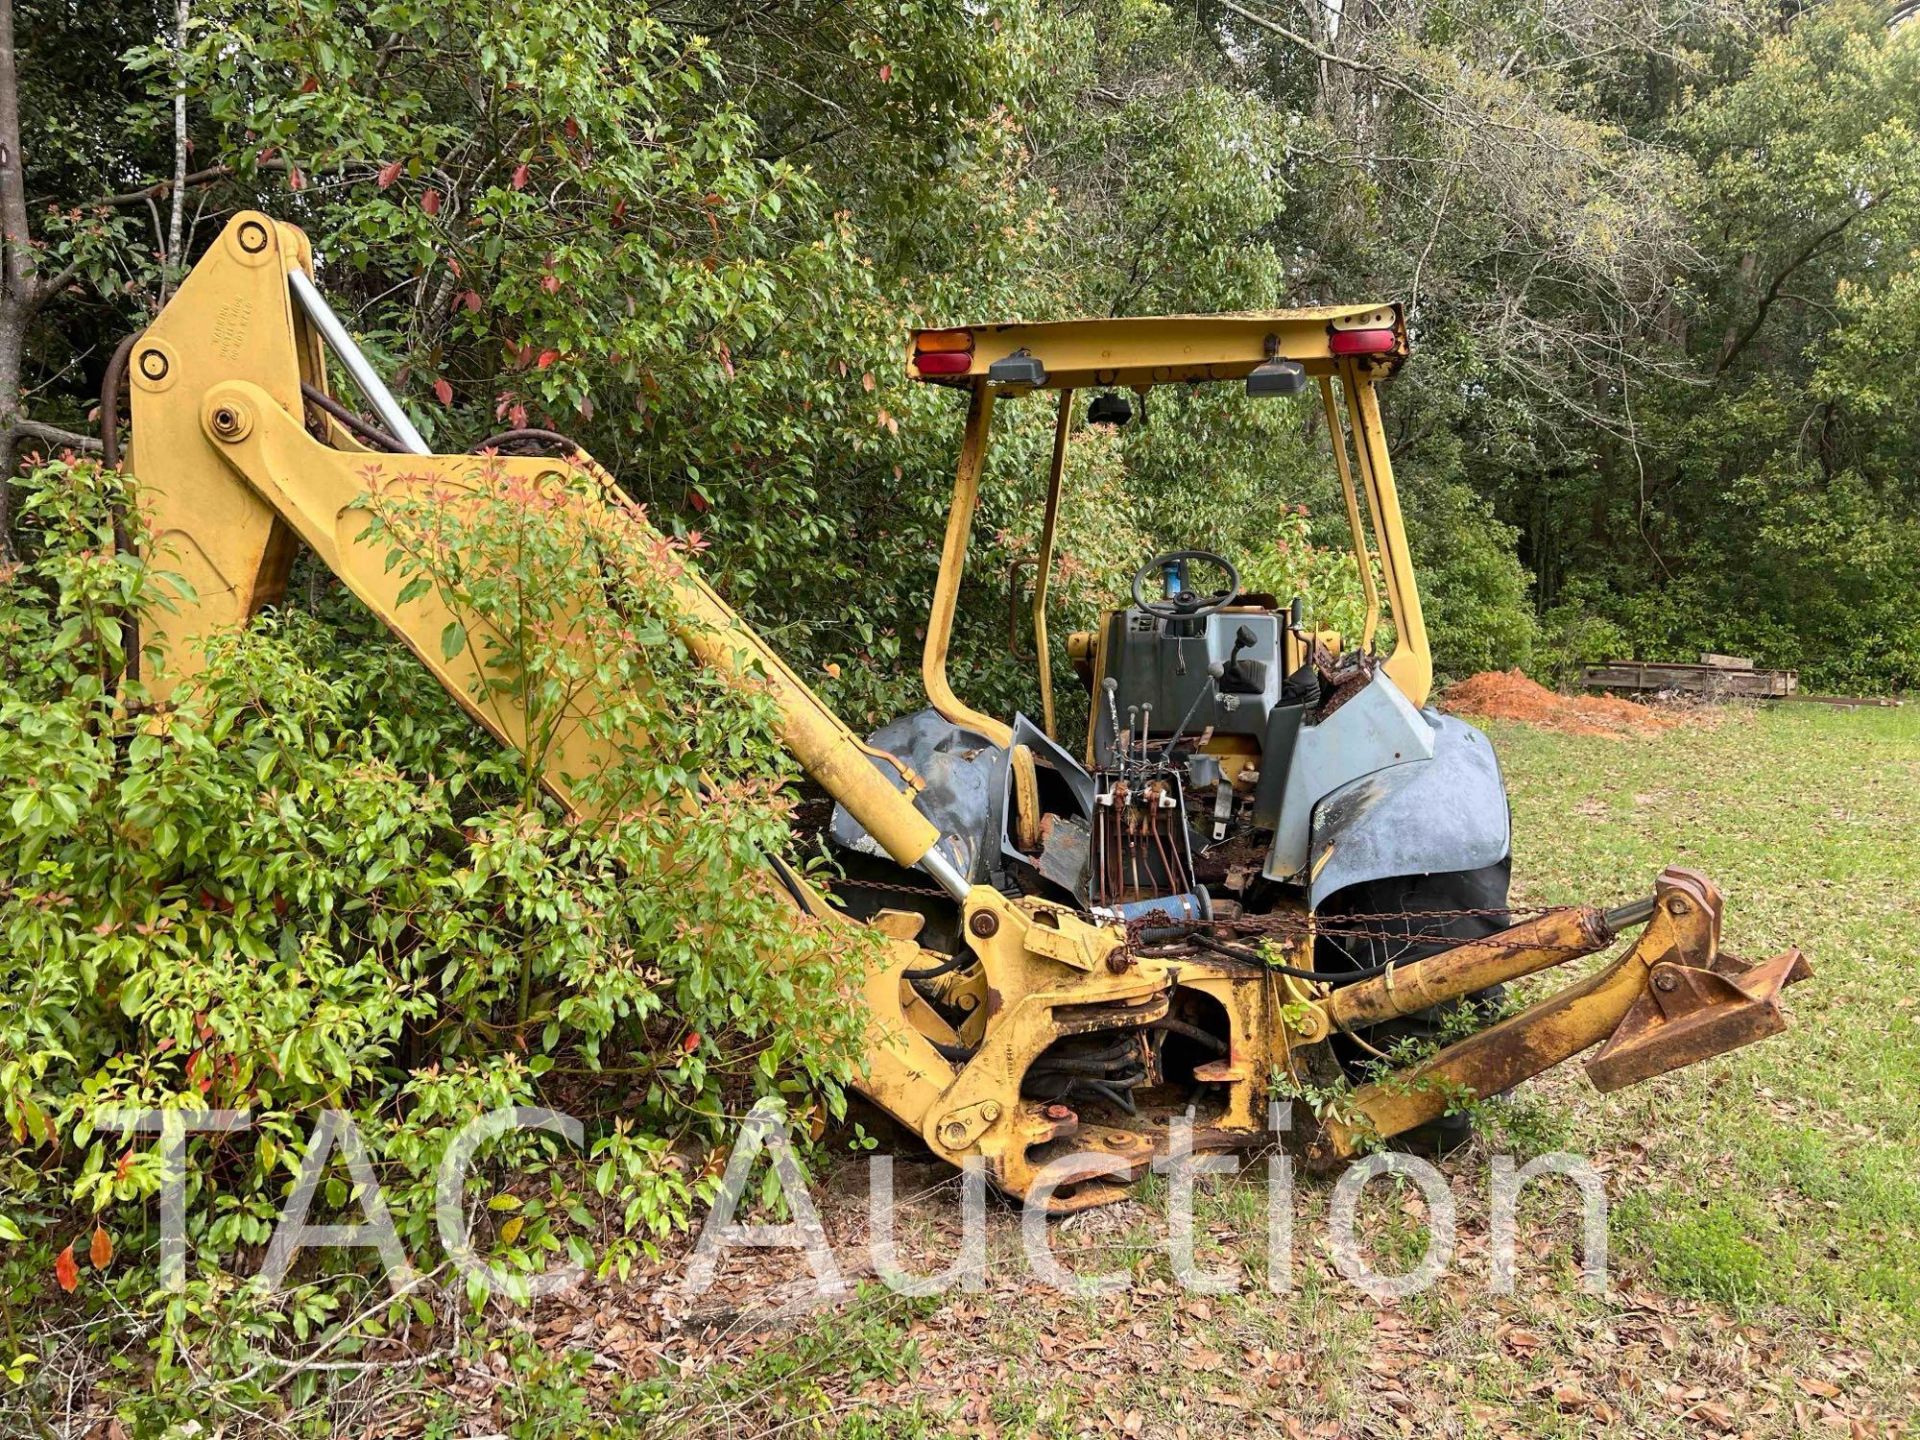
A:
[121,214,1809,1208]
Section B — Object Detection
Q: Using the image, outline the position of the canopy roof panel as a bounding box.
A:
[907,304,1406,389]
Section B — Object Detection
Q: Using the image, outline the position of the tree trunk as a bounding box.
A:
[0,0,105,558]
[163,0,189,301]
[0,297,20,562]
[0,0,36,560]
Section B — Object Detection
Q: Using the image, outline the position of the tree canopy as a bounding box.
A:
[5,0,1917,698]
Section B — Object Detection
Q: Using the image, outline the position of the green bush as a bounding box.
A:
[1405,480,1537,682]
[1534,597,1631,690]
[0,456,876,1417]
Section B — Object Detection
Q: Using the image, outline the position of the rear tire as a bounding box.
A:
[1314,860,1512,1153]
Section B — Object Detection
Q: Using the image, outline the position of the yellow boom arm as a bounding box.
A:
[130,214,952,887]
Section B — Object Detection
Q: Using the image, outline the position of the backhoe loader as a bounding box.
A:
[118,213,1810,1209]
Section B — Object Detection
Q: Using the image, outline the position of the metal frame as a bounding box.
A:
[921,384,1011,746]
[1030,389,1074,739]
[1318,376,1380,653]
[913,309,1433,717]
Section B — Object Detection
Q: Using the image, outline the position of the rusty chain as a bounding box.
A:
[818,872,1605,960]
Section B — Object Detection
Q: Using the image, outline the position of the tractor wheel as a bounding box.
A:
[1313,860,1512,1153]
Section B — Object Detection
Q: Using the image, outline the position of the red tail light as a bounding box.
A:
[915,351,973,375]
[1328,327,1397,356]
[913,328,974,377]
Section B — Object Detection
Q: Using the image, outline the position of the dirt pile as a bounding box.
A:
[1439,667,1682,738]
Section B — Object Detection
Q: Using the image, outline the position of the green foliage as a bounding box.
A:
[0,457,871,1417]
[1404,479,1537,680]
[1239,503,1385,653]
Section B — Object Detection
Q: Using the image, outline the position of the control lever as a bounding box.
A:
[1165,662,1225,758]
[1221,623,1260,693]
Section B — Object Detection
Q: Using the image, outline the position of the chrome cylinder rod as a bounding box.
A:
[288,268,430,455]
[918,843,972,902]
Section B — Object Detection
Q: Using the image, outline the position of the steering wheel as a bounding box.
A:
[1130,549,1241,620]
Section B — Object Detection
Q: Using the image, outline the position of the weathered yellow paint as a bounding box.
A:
[1318,376,1380,654]
[1341,357,1432,708]
[1031,389,1073,740]
[908,306,1407,389]
[123,215,1805,1210]
[921,382,1012,746]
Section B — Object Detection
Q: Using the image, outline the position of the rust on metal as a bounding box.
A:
[1322,904,1614,1030]
[1587,948,1812,1092]
[1316,866,1787,1157]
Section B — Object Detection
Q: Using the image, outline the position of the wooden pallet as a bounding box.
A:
[1582,659,1798,699]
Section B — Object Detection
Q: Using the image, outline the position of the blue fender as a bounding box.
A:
[1306,712,1510,910]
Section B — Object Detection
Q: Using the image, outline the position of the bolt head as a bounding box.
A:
[968,910,999,939]
[1653,970,1679,992]
[1667,895,1690,915]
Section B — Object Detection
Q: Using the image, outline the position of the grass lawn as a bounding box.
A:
[1490,702,1920,1342]
[431,704,1920,1438]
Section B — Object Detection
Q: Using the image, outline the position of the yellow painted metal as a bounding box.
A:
[127,214,325,703]
[127,213,1299,1208]
[1031,389,1074,740]
[1317,376,1381,655]
[1340,357,1432,709]
[131,213,946,875]
[922,383,1013,746]
[916,902,1320,1206]
[910,307,1406,390]
[1313,869,1811,1155]
[1009,743,1041,852]
[1080,611,1114,771]
[1321,906,1613,1032]
[125,214,1804,1212]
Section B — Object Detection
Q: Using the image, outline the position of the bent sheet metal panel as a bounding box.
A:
[1263,671,1437,885]
[1305,711,1512,909]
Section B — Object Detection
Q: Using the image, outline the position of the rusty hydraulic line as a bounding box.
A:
[472,427,583,456]
[1321,905,1615,1031]
[301,381,406,453]
[100,333,137,471]
[99,332,142,682]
